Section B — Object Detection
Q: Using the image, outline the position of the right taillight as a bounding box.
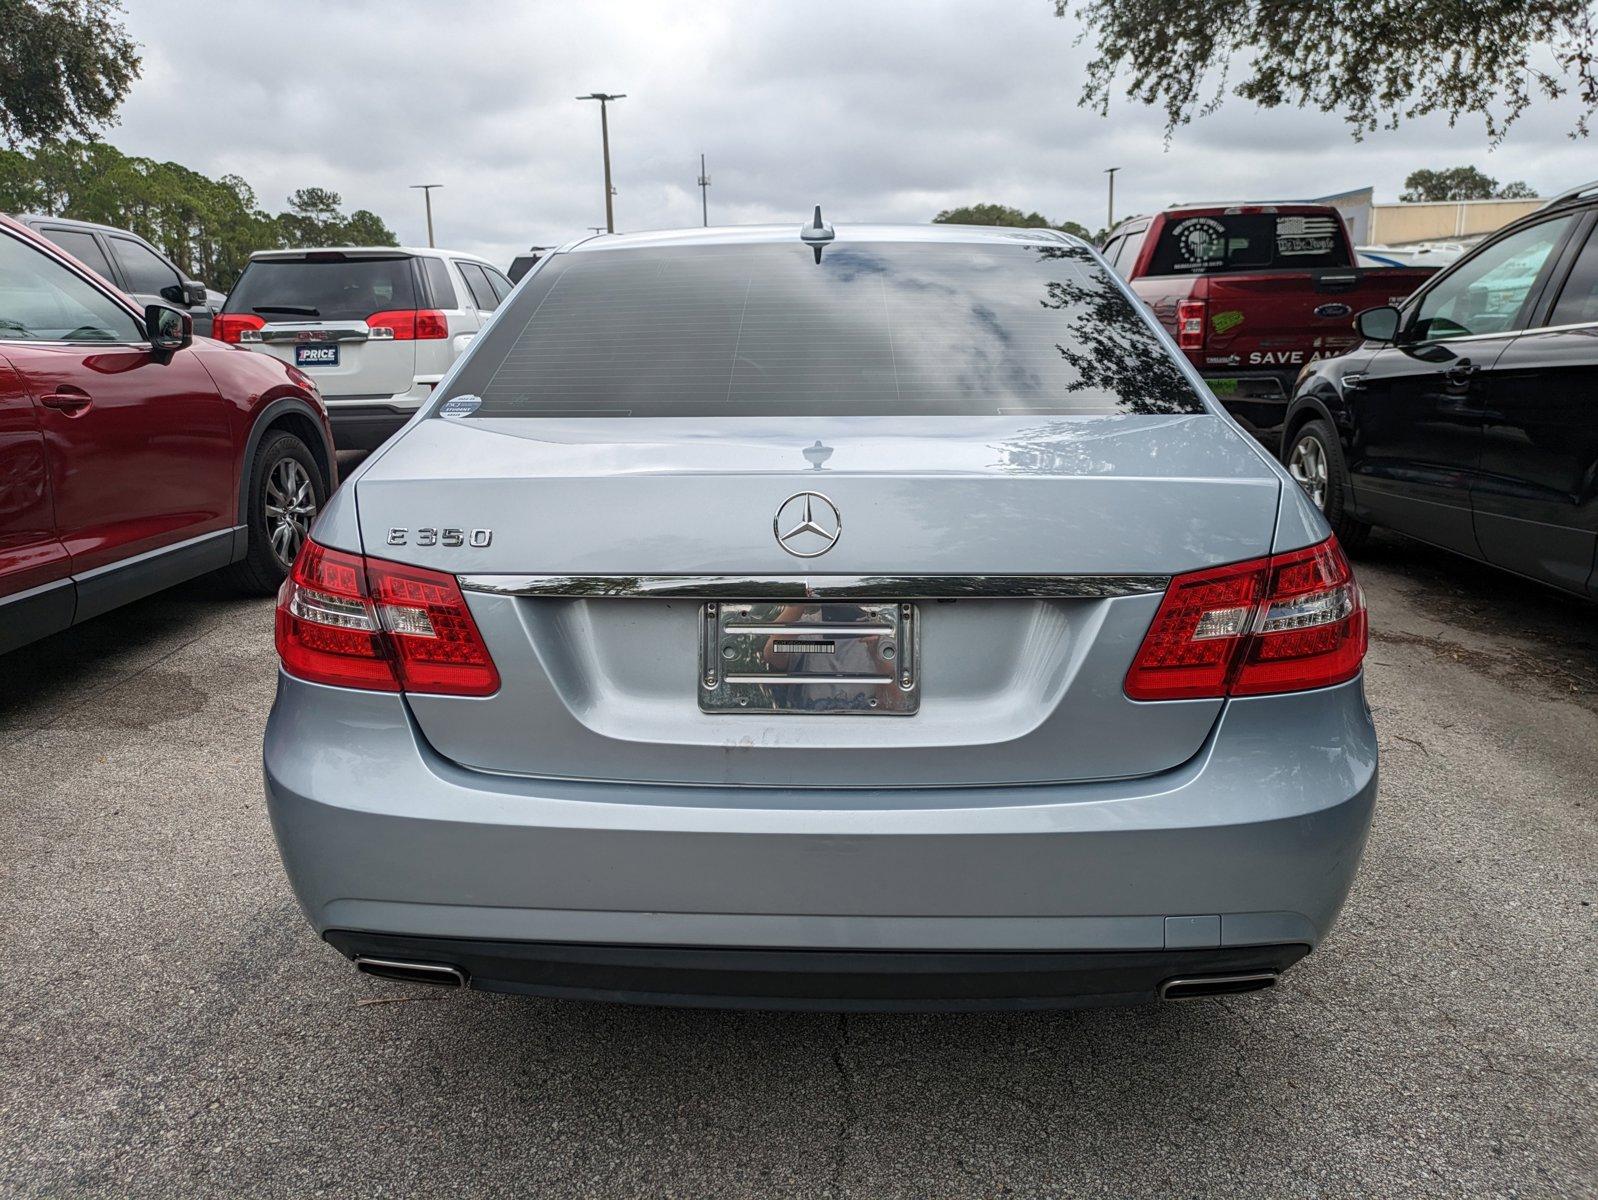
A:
[1125,536,1366,701]
[215,312,265,344]
[1176,299,1207,352]
[275,539,499,696]
[366,309,448,340]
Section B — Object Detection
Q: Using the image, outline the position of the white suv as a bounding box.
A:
[217,247,515,450]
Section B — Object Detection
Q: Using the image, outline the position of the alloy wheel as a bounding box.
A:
[265,457,318,567]
[1288,434,1329,510]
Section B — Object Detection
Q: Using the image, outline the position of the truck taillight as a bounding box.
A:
[1176,300,1207,352]
[1125,536,1366,701]
[275,539,499,697]
[366,309,449,340]
[215,313,265,344]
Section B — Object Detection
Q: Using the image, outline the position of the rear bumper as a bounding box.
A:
[324,931,1309,1011]
[322,402,416,451]
[1196,370,1296,446]
[322,379,441,450]
[263,672,1377,1006]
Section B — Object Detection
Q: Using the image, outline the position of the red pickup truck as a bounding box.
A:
[1101,203,1435,447]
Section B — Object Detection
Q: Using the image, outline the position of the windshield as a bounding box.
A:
[1146,213,1347,275]
[224,256,416,321]
[437,241,1205,418]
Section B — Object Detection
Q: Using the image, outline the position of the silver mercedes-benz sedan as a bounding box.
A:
[263,217,1376,1010]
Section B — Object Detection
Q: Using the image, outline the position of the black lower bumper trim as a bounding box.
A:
[324,404,413,452]
[324,931,1310,1012]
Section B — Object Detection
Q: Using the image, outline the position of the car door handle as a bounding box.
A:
[40,385,92,413]
[1444,362,1476,385]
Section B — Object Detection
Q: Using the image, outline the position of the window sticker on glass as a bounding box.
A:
[440,393,483,418]
[1170,218,1226,271]
[1276,216,1338,257]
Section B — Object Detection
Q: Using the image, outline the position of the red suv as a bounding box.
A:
[0,214,335,654]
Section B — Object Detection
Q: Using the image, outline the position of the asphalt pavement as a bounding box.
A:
[1,532,1594,1198]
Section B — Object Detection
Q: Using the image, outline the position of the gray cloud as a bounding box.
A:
[108,0,1598,267]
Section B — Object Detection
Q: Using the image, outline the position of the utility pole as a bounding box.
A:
[1104,167,1121,231]
[577,93,625,233]
[697,153,711,226]
[409,184,442,247]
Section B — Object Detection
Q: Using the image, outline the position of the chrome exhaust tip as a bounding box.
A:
[354,956,467,988]
[1158,972,1278,1001]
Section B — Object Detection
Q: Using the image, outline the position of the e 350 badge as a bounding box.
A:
[387,527,493,548]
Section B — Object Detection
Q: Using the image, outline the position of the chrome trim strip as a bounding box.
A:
[725,673,893,685]
[1513,318,1598,337]
[458,574,1171,599]
[1412,329,1521,347]
[1380,321,1591,349]
[258,327,370,344]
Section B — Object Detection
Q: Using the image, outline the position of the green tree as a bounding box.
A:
[0,139,399,289]
[1400,166,1539,202]
[0,0,141,146]
[1063,0,1598,141]
[934,203,1094,240]
[340,209,396,246]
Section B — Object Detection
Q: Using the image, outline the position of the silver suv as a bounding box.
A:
[264,220,1378,1010]
[219,247,514,450]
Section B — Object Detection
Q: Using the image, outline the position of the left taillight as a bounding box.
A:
[275,539,499,697]
[215,313,265,344]
[1125,536,1366,701]
[1176,299,1207,352]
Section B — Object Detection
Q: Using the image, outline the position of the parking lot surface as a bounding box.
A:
[1,533,1593,1198]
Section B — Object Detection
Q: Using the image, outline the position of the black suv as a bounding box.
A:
[1285,180,1598,597]
[16,214,218,337]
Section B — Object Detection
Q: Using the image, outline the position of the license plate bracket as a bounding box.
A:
[699,600,919,715]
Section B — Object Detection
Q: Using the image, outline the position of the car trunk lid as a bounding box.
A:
[351,414,1281,787]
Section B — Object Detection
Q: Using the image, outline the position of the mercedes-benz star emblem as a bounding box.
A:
[774,491,842,558]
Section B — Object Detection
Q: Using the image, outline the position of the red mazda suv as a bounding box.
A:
[0,213,336,654]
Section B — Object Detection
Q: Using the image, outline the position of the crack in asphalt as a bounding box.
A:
[827,1013,857,1198]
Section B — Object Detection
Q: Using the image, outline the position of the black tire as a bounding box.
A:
[1284,419,1370,552]
[227,430,328,594]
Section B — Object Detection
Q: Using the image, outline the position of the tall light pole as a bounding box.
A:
[577,93,625,233]
[410,184,442,247]
[1104,167,1121,231]
[697,153,711,226]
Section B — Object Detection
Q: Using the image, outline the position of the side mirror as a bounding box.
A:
[1355,305,1402,343]
[145,303,193,353]
[185,280,208,306]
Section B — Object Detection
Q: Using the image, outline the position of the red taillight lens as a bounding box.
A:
[1176,299,1207,352]
[366,309,448,340]
[275,539,499,696]
[215,312,265,344]
[274,542,396,691]
[1231,539,1367,696]
[365,557,500,695]
[1125,536,1366,701]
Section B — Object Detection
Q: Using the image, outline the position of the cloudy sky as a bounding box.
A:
[107,1,1596,266]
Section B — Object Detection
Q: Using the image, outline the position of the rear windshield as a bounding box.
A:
[1146,213,1347,275]
[438,241,1204,418]
[224,255,416,321]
